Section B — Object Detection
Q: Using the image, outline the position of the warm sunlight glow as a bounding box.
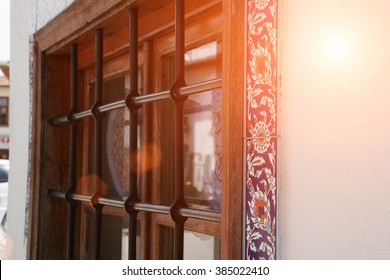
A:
[311,28,359,75]
[328,38,347,58]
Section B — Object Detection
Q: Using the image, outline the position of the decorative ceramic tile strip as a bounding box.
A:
[245,0,278,260]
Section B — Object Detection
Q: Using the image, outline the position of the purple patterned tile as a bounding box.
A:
[245,0,278,260]
[244,137,277,259]
[246,0,278,138]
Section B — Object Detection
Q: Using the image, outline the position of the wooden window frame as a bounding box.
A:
[29,0,244,260]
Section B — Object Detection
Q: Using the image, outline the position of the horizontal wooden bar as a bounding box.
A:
[35,0,138,54]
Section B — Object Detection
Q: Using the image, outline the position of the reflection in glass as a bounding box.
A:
[184,230,221,260]
[102,76,128,200]
[101,73,143,200]
[184,90,221,211]
[86,214,140,260]
[160,41,222,211]
[121,219,141,260]
[183,41,222,211]
[159,226,220,260]
[159,226,174,259]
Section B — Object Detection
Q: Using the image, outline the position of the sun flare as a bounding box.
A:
[328,38,347,58]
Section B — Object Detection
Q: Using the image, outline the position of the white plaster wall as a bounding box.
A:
[10,0,390,260]
[9,0,74,260]
[9,0,34,260]
[281,0,390,259]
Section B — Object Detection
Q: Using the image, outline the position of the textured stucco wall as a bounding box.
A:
[280,0,390,259]
[9,0,34,260]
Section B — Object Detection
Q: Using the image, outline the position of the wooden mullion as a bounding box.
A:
[27,42,43,260]
[221,0,245,260]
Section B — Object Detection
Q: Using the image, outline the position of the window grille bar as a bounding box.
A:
[92,29,104,260]
[92,205,103,259]
[179,208,221,222]
[65,43,78,260]
[125,8,140,260]
[176,78,222,96]
[47,1,223,260]
[169,0,188,260]
[98,197,125,208]
[73,110,93,120]
[73,193,90,202]
[50,189,222,222]
[50,78,222,126]
[98,100,125,113]
[132,202,169,214]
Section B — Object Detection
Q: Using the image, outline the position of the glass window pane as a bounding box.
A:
[100,74,143,200]
[86,214,141,260]
[159,226,174,259]
[184,90,221,211]
[158,226,221,260]
[102,76,127,200]
[160,42,222,211]
[184,230,221,260]
[0,98,7,106]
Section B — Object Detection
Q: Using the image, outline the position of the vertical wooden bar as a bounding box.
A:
[92,29,104,260]
[140,40,152,260]
[28,41,42,260]
[92,205,103,259]
[221,0,244,259]
[126,8,140,260]
[170,0,187,260]
[66,43,78,259]
[175,0,185,87]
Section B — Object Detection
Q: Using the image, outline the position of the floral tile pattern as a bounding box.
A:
[245,0,278,260]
